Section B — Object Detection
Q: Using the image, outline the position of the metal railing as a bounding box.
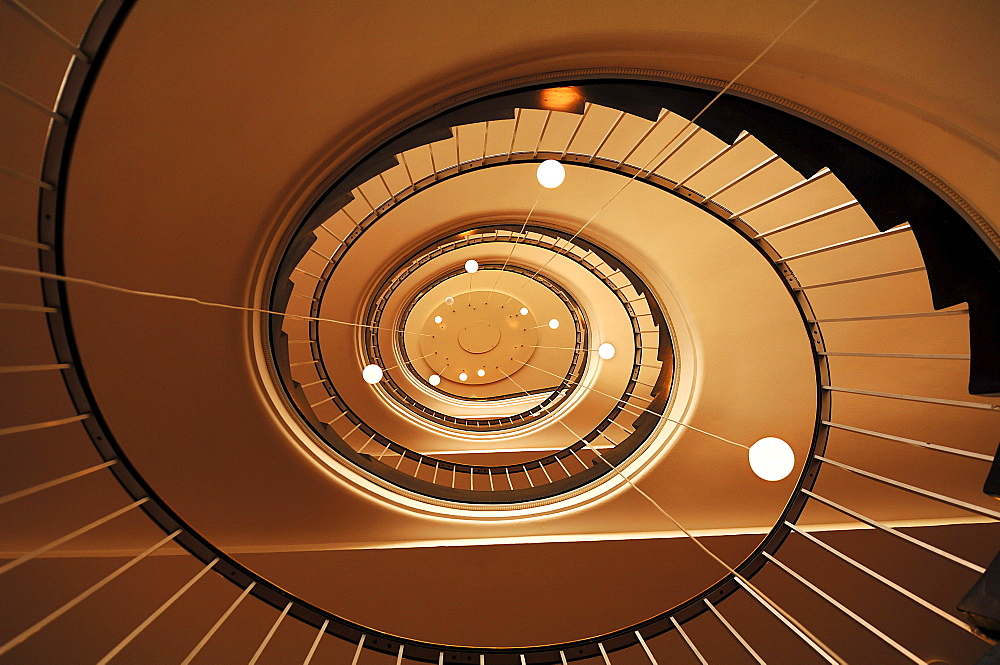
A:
[1,3,997,661]
[276,218,671,501]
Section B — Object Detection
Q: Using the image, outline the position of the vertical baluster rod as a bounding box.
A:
[181,582,257,665]
[301,620,330,665]
[97,558,219,664]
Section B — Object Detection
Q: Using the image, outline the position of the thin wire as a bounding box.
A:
[3,3,819,358]
[485,191,543,304]
[3,5,835,656]
[504,323,841,661]
[566,418,845,663]
[6,3,817,351]
[497,360,844,662]
[383,351,436,372]
[503,0,821,305]
[520,358,748,450]
[0,265,427,337]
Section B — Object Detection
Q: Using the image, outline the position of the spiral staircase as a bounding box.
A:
[2,1,999,664]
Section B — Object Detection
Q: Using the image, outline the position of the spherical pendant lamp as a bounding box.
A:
[362,364,384,384]
[536,160,566,188]
[748,437,795,481]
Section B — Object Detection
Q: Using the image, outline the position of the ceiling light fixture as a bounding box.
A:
[362,364,384,384]
[428,374,441,386]
[748,437,795,481]
[548,318,560,329]
[445,296,455,306]
[459,372,468,381]
[434,315,443,324]
[464,259,479,274]
[477,369,486,377]
[598,343,616,360]
[519,307,528,315]
[536,159,565,189]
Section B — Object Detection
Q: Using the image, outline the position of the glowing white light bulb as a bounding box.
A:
[536,159,566,189]
[434,315,443,324]
[477,369,486,377]
[548,318,560,329]
[445,296,455,306]
[459,372,468,382]
[519,307,528,316]
[429,374,441,386]
[598,343,616,360]
[362,364,383,384]
[464,259,479,274]
[748,437,795,481]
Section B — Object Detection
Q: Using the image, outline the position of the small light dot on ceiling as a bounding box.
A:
[598,342,616,360]
[362,364,383,384]
[434,315,443,324]
[519,307,529,315]
[548,318,560,329]
[459,372,468,381]
[429,374,441,386]
[748,437,795,481]
[465,259,479,274]
[445,296,455,306]
[477,369,486,377]
[536,160,566,189]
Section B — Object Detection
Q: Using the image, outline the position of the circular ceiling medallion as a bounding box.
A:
[418,292,538,387]
[456,319,501,354]
[270,216,676,508]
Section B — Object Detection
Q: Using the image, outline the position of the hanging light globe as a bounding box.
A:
[362,364,384,384]
[428,374,441,386]
[536,159,566,188]
[548,318,560,329]
[748,437,795,481]
[598,343,616,360]
[464,259,479,274]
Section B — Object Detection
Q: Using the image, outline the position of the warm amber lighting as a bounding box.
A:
[537,86,584,113]
[445,296,455,306]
